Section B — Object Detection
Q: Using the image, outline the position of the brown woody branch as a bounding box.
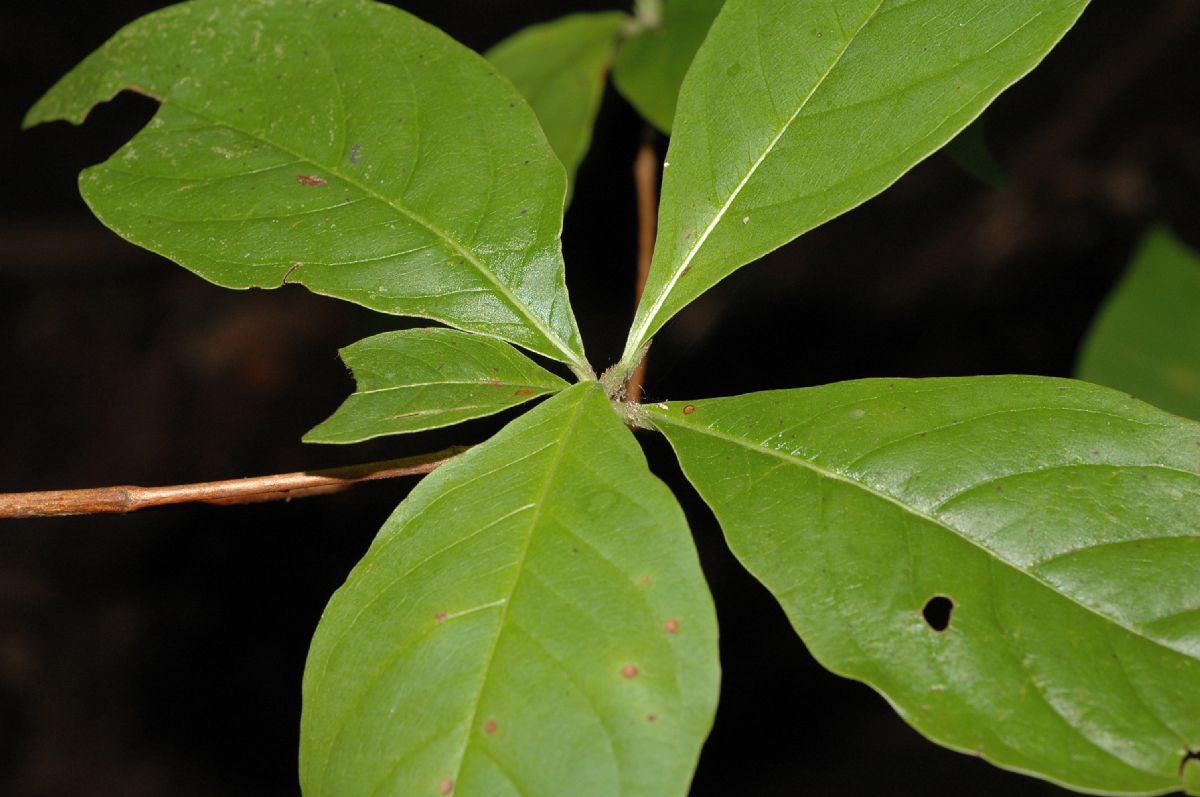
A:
[627,135,659,403]
[0,446,467,519]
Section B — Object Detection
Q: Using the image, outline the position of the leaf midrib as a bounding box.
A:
[349,379,562,397]
[131,98,585,370]
[446,386,599,788]
[649,408,1196,661]
[624,0,886,359]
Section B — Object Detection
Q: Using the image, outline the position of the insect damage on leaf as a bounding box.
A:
[920,595,954,633]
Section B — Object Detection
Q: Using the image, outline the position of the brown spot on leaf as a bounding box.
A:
[682,405,696,415]
[439,778,454,795]
[514,388,535,397]
[620,664,639,679]
[488,378,503,388]
[681,266,692,277]
[639,575,652,587]
[296,174,327,186]
[435,611,448,623]
[664,619,680,635]
[646,713,657,723]
[484,719,497,735]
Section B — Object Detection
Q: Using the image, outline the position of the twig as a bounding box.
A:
[627,134,659,403]
[0,446,468,519]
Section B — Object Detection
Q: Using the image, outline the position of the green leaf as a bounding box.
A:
[302,382,719,797]
[612,0,724,133]
[303,328,568,444]
[944,117,1005,188]
[25,0,591,376]
[622,0,1092,369]
[1077,229,1200,421]
[648,377,1200,795]
[487,12,628,194]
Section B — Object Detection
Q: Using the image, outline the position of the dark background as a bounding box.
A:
[1,1,1198,795]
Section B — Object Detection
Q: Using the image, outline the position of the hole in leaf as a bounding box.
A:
[921,595,954,632]
[1182,749,1200,776]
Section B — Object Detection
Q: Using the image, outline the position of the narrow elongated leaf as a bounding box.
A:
[25,0,591,374]
[303,328,568,444]
[623,0,1091,365]
[487,12,627,193]
[649,377,1200,795]
[612,0,724,133]
[1077,229,1200,421]
[302,382,719,797]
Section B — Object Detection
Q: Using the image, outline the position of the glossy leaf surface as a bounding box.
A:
[1077,230,1200,421]
[650,377,1200,795]
[624,0,1091,364]
[612,0,724,133]
[304,329,567,444]
[26,0,590,373]
[303,382,719,796]
[487,12,627,193]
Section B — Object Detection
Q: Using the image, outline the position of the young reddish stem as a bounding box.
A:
[627,137,659,403]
